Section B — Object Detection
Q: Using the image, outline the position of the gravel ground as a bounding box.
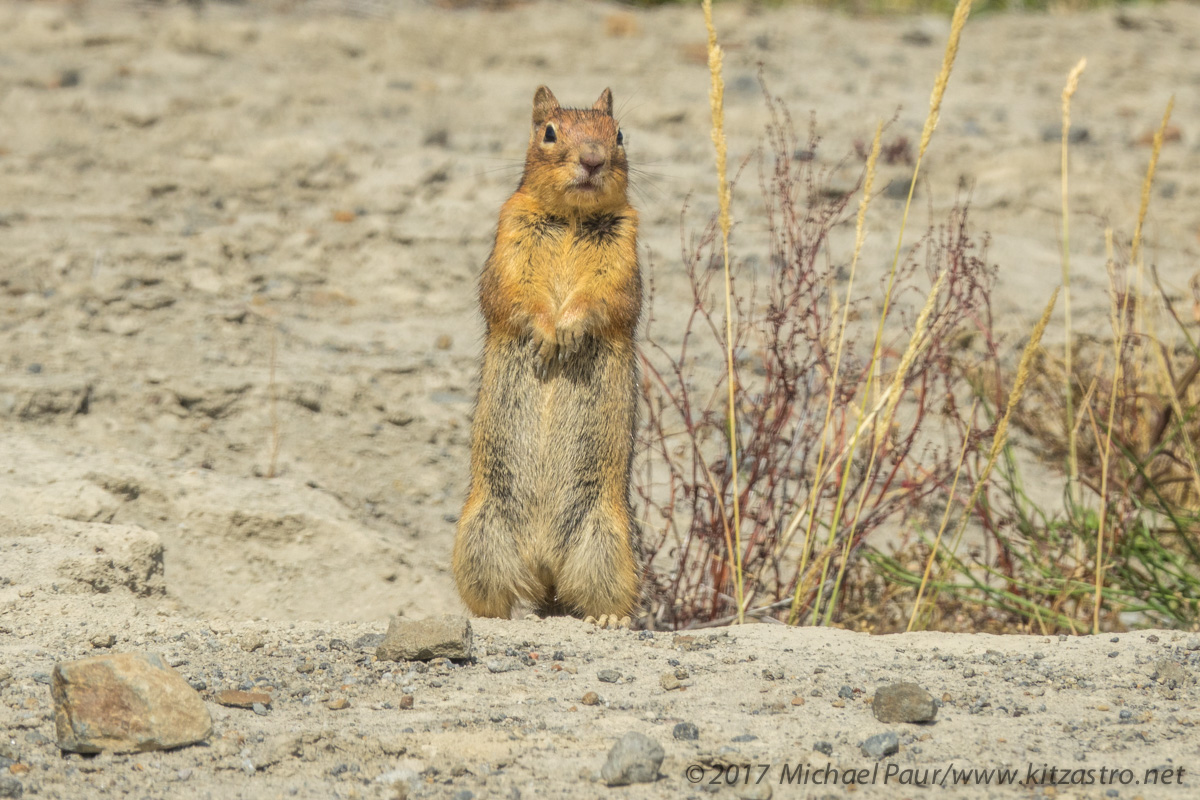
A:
[2,1,1199,797]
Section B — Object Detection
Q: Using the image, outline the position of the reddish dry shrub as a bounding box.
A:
[637,97,998,630]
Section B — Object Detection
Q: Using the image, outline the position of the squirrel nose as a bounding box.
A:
[579,148,607,177]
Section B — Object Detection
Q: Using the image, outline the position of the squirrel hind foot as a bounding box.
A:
[583,614,631,630]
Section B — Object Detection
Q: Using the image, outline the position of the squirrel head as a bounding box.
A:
[522,86,629,214]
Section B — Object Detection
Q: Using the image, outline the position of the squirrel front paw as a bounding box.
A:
[531,315,559,376]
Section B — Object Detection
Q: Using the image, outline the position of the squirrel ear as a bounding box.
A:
[532,86,559,126]
[593,88,614,116]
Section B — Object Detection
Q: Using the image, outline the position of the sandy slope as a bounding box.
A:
[1,0,1199,797]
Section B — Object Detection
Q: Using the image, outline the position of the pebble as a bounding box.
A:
[51,652,212,754]
[398,695,414,710]
[377,616,473,662]
[659,672,681,691]
[486,659,523,674]
[326,697,350,711]
[860,732,900,759]
[600,732,664,786]
[813,741,833,756]
[872,683,937,724]
[672,722,698,740]
[89,635,116,649]
[597,669,621,683]
[581,692,600,706]
[239,634,265,653]
[0,777,21,798]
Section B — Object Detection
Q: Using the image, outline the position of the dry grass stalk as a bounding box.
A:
[918,0,972,160]
[906,400,977,632]
[1093,97,1173,633]
[813,0,970,625]
[702,0,744,623]
[922,287,1060,622]
[1060,57,1086,506]
[786,123,883,625]
[825,268,949,623]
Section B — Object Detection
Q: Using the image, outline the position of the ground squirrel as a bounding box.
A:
[452,86,642,629]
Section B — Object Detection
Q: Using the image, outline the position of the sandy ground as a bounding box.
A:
[1,0,1199,797]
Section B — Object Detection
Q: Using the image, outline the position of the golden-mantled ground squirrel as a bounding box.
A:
[452,86,642,628]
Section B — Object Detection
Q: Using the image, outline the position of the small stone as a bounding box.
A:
[581,692,600,706]
[813,741,833,756]
[0,777,22,798]
[297,660,316,674]
[376,615,472,662]
[239,634,265,653]
[672,722,698,741]
[962,667,975,678]
[52,652,212,753]
[252,703,268,716]
[486,659,522,674]
[872,682,937,724]
[398,695,414,710]
[597,669,621,683]
[90,635,116,649]
[326,697,350,711]
[732,734,758,743]
[790,696,805,706]
[600,731,664,786]
[435,334,452,350]
[659,673,681,691]
[1186,636,1200,651]
[860,732,900,760]
[214,690,271,709]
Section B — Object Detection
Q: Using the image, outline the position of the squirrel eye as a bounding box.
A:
[543,124,557,144]
[616,129,624,146]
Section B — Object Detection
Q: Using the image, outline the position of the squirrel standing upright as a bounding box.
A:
[452,86,642,628]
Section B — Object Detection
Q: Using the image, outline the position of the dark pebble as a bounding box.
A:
[673,722,699,741]
[597,669,621,683]
[731,734,757,743]
[813,741,833,756]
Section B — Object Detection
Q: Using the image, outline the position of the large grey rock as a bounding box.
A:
[601,731,664,786]
[51,652,212,753]
[375,615,472,662]
[871,682,937,723]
